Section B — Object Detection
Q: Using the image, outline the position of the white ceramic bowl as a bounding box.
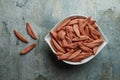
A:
[44,15,108,65]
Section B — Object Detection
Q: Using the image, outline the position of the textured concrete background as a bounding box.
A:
[0,0,120,80]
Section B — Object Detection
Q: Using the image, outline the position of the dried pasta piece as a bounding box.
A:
[51,38,65,53]
[58,49,74,60]
[73,24,80,37]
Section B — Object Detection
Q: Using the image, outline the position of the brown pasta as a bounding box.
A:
[50,16,104,62]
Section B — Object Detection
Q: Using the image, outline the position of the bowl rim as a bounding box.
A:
[44,15,109,65]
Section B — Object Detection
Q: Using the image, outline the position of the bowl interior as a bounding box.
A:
[44,15,108,65]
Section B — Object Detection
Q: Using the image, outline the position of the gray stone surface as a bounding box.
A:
[0,0,120,80]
